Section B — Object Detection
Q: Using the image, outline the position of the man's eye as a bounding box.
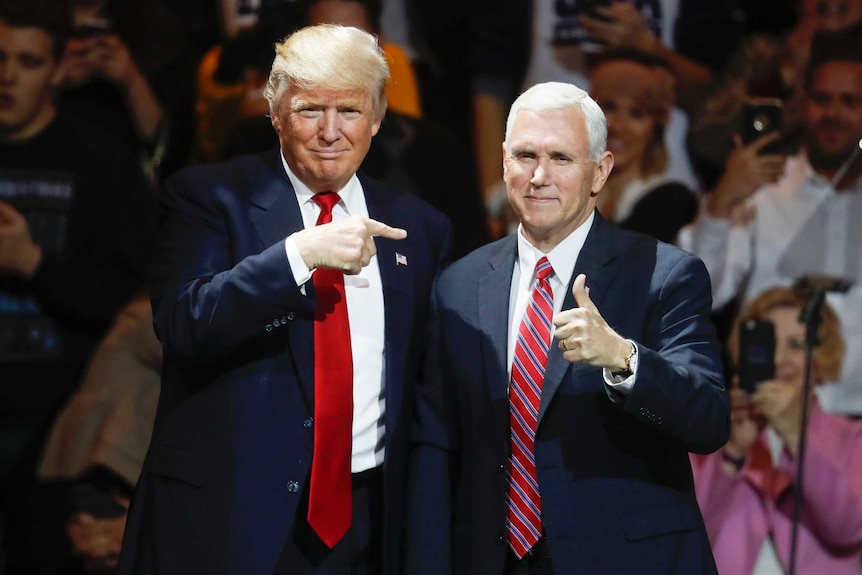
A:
[298,109,322,118]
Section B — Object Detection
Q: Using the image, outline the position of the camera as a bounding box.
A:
[741,98,784,155]
[737,319,776,394]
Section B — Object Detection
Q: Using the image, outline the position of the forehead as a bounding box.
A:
[764,306,803,329]
[591,61,654,95]
[810,61,862,92]
[286,86,372,108]
[0,20,55,60]
[510,107,589,151]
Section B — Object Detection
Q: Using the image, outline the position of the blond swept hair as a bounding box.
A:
[264,24,390,120]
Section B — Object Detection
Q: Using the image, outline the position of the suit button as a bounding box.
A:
[265,324,273,332]
[303,417,313,429]
[272,318,281,327]
[287,312,295,321]
[287,481,301,493]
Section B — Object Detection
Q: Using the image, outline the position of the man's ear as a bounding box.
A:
[591,151,614,195]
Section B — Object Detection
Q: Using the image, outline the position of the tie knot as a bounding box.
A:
[312,192,340,225]
[535,257,553,281]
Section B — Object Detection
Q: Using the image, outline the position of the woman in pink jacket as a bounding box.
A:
[692,286,862,574]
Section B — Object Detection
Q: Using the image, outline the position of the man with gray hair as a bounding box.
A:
[406,81,727,574]
[118,24,451,575]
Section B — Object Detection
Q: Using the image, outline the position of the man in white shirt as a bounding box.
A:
[118,24,451,575]
[682,31,862,415]
[407,80,728,575]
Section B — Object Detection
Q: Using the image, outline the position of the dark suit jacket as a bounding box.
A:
[117,149,451,575]
[406,213,729,575]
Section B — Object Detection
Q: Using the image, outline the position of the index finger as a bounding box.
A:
[367,218,407,240]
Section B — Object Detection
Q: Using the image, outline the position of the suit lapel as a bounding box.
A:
[538,214,618,426]
[249,150,305,248]
[248,150,314,400]
[480,238,518,460]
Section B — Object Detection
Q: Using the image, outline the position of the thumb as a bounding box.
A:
[571,274,597,311]
[368,218,407,240]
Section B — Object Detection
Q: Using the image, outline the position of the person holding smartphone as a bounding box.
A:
[691,285,862,575]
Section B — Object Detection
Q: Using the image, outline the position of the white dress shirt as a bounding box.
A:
[280,156,386,473]
[508,211,637,396]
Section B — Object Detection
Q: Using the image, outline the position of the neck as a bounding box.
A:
[810,146,862,191]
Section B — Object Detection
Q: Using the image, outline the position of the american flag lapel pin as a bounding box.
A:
[395,252,408,266]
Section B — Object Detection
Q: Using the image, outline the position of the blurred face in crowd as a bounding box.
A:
[802,0,862,30]
[271,84,381,193]
[0,18,59,142]
[765,306,810,388]
[804,60,862,170]
[307,0,374,31]
[503,106,612,252]
[591,60,664,178]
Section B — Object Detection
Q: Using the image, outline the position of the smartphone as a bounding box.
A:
[737,319,776,393]
[741,98,783,155]
[71,20,114,40]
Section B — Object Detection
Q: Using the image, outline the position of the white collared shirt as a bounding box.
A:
[281,156,385,473]
[508,212,637,396]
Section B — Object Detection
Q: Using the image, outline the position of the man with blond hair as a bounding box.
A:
[118,24,450,575]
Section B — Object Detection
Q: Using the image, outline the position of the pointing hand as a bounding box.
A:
[295,215,406,275]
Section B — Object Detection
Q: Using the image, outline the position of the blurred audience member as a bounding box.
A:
[24,297,159,574]
[692,285,862,575]
[680,30,862,415]
[0,0,157,567]
[58,0,196,182]
[193,0,301,164]
[590,50,697,243]
[687,0,862,191]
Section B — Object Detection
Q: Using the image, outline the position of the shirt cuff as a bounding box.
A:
[285,233,313,288]
[603,340,638,395]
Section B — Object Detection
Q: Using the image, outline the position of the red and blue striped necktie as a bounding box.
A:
[507,256,554,557]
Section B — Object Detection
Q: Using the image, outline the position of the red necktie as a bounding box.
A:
[507,256,554,557]
[306,192,353,548]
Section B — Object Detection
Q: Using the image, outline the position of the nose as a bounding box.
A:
[318,109,340,143]
[530,157,550,186]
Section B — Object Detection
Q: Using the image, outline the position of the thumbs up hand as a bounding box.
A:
[552,274,632,370]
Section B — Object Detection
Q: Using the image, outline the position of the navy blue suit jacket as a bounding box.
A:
[407,213,729,574]
[118,149,451,575]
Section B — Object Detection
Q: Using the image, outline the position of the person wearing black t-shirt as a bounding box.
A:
[0,1,157,571]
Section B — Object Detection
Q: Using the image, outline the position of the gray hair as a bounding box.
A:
[264,24,390,120]
[504,81,607,163]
